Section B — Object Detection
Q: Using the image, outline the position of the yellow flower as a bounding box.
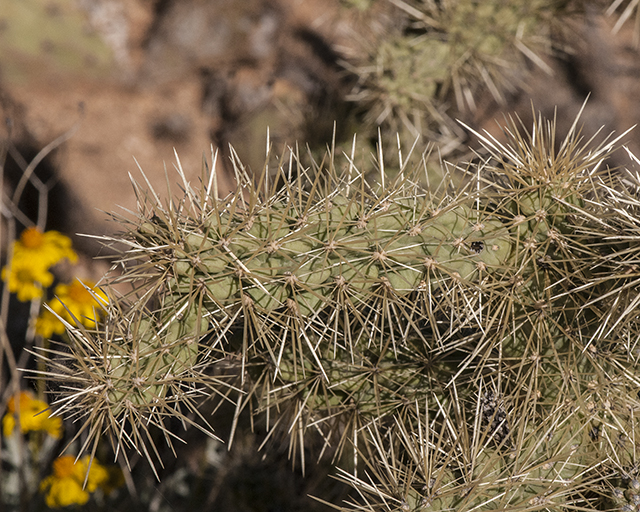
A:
[11,227,78,269]
[36,280,108,338]
[2,390,62,439]
[39,455,116,508]
[1,259,54,301]
[1,228,78,302]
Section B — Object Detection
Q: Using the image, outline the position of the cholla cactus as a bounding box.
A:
[344,0,573,152]
[33,286,229,476]
[35,108,640,510]
[334,389,606,511]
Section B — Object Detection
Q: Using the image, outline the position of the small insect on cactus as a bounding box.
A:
[35,106,640,510]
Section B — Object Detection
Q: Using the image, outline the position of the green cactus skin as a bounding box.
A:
[160,196,513,309]
[37,111,640,509]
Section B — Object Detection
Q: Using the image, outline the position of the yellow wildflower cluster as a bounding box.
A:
[2,390,62,439]
[1,227,77,302]
[1,227,108,337]
[40,455,123,508]
[36,280,108,338]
